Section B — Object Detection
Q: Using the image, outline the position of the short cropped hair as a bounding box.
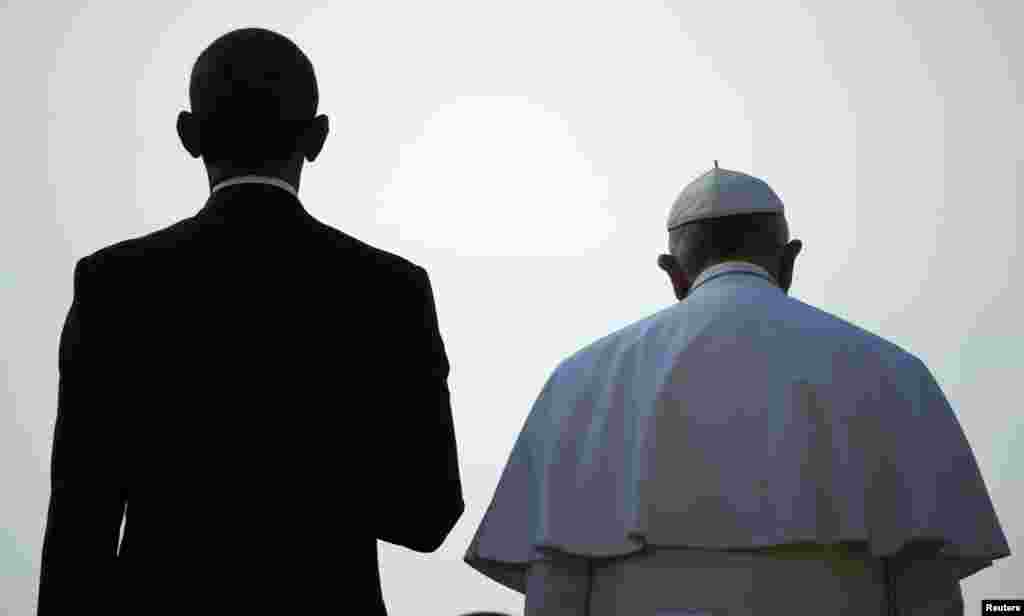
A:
[669,212,789,280]
[188,28,318,168]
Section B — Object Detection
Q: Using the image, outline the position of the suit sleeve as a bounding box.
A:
[375,265,464,553]
[38,256,128,615]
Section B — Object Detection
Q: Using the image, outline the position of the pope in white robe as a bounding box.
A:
[462,164,1010,615]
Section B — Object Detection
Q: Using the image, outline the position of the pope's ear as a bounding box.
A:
[657,254,692,300]
[777,239,803,293]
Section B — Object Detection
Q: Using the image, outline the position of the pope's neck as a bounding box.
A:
[700,259,780,286]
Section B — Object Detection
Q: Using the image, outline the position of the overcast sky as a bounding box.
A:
[2,1,1020,614]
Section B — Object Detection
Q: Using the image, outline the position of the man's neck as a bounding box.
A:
[205,160,303,193]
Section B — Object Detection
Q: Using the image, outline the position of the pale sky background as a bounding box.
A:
[2,1,1020,614]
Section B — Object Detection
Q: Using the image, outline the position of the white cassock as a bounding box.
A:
[463,261,1010,615]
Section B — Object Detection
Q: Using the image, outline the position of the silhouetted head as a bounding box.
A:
[177,27,329,186]
[657,212,803,300]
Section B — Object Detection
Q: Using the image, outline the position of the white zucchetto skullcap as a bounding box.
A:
[668,160,785,231]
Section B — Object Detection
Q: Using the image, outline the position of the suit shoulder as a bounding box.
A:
[315,222,425,281]
[79,217,198,272]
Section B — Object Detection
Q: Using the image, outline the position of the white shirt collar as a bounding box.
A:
[210,175,298,199]
[690,260,779,293]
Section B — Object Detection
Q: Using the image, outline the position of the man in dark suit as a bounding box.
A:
[37,27,464,615]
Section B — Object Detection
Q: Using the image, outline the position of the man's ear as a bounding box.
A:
[658,254,692,301]
[177,111,202,159]
[302,114,329,163]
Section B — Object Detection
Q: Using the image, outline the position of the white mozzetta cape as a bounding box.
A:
[463,261,1010,595]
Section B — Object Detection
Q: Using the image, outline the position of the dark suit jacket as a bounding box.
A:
[38,182,464,615]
